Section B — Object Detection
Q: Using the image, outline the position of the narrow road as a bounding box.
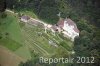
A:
[6,9,50,27]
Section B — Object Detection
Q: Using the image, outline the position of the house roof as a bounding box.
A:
[65,18,76,26]
[57,18,64,28]
[51,25,58,31]
[21,15,30,20]
[65,18,79,33]
[57,18,79,33]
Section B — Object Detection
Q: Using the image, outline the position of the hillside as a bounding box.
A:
[0,11,74,66]
[0,0,100,66]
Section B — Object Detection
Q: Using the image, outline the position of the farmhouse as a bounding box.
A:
[51,18,79,41]
[20,15,30,22]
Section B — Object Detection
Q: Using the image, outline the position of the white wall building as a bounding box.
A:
[57,18,79,41]
[62,20,79,41]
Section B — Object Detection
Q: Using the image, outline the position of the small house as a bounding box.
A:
[20,15,30,22]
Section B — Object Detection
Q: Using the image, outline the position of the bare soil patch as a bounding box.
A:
[0,45,25,66]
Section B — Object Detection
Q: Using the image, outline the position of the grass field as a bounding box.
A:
[0,38,22,51]
[0,12,32,62]
[0,12,23,51]
[15,45,31,61]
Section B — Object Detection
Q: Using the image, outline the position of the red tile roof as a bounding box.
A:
[57,18,64,28]
[57,18,79,33]
[21,15,30,20]
[51,25,58,31]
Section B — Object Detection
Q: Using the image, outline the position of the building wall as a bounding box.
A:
[62,21,79,41]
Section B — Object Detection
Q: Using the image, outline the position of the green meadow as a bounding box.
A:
[0,12,22,51]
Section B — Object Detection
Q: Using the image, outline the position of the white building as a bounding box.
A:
[57,18,79,41]
[51,18,79,41]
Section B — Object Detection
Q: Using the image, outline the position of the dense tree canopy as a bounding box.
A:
[5,0,100,25]
[0,0,6,12]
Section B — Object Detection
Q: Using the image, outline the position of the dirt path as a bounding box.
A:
[0,45,25,66]
[6,9,52,29]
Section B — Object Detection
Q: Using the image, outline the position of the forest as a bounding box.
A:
[0,0,100,66]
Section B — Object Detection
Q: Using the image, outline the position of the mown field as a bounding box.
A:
[0,12,22,51]
[0,12,27,66]
[0,12,32,61]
